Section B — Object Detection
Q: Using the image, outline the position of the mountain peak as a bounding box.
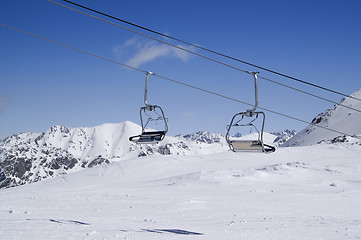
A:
[0,122,231,189]
[271,130,297,147]
[177,131,225,144]
[284,88,361,146]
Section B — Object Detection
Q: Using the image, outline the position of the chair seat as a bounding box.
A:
[230,140,263,151]
[129,131,166,144]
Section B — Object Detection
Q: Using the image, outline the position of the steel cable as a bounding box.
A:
[1,23,360,140]
[48,0,361,114]
[57,0,361,102]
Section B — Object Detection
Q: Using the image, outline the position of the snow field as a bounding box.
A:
[0,144,361,239]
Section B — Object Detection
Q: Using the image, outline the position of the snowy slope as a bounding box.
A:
[0,144,360,239]
[0,122,232,189]
[271,129,297,146]
[1,121,289,189]
[0,122,140,188]
[284,89,361,146]
[1,122,141,159]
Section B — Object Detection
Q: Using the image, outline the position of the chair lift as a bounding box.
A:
[225,72,275,153]
[129,72,168,144]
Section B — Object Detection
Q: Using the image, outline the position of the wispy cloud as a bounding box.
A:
[113,38,194,68]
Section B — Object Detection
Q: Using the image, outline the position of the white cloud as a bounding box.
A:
[112,38,138,59]
[127,43,171,67]
[113,38,194,68]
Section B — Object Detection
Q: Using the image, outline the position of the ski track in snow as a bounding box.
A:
[1,144,361,239]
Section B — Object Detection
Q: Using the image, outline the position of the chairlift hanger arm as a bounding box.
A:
[246,72,259,115]
[129,71,168,144]
[144,71,154,108]
[226,73,275,153]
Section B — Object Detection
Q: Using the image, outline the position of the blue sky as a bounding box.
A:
[1,0,361,138]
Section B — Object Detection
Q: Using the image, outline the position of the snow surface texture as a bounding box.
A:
[284,88,361,146]
[0,144,360,239]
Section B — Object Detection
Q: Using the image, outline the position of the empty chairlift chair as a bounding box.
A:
[225,72,275,153]
[129,72,168,144]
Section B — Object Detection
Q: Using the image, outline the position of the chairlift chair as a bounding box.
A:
[225,72,275,153]
[129,72,168,144]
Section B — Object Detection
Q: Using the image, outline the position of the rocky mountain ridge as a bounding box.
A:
[0,122,293,189]
[0,122,227,189]
[284,88,361,146]
[271,130,297,147]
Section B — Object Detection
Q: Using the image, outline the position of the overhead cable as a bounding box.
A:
[48,0,249,75]
[46,0,361,114]
[56,0,361,102]
[1,23,359,140]
[0,24,144,73]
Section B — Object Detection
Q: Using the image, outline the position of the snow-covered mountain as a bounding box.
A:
[271,129,297,147]
[2,116,361,240]
[284,89,361,146]
[0,119,300,189]
[176,131,225,144]
[0,122,230,189]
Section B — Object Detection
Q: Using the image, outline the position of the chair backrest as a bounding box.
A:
[230,140,264,152]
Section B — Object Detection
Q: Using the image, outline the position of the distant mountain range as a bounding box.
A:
[0,121,293,189]
[2,88,360,189]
